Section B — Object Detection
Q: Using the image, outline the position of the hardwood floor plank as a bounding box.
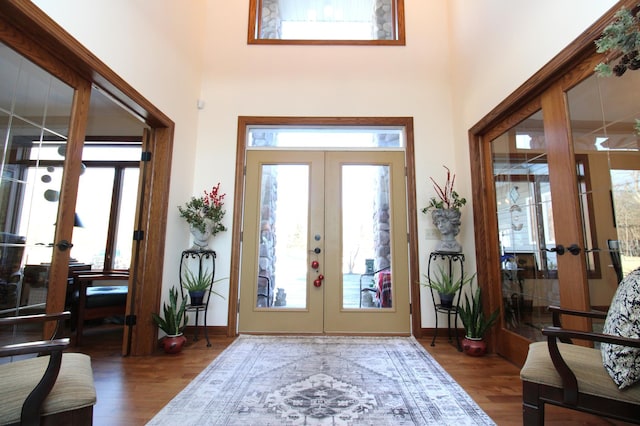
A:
[71,328,633,425]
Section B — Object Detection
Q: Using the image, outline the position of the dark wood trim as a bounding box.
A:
[229,116,418,337]
[44,79,92,339]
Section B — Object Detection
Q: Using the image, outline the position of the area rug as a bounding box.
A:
[147,335,495,425]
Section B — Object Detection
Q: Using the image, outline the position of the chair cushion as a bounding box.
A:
[85,285,128,308]
[521,341,640,404]
[601,267,640,389]
[0,352,96,425]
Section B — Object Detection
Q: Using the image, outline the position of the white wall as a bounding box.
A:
[31,0,620,330]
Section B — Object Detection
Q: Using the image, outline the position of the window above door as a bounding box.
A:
[248,0,405,45]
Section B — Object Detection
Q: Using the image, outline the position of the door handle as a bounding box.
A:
[543,245,565,255]
[55,239,74,251]
[567,244,581,256]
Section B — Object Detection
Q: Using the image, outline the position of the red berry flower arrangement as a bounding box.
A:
[178,183,227,236]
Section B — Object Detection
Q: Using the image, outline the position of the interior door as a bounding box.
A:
[238,150,410,334]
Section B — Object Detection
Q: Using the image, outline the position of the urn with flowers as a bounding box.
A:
[422,166,466,253]
[178,183,227,249]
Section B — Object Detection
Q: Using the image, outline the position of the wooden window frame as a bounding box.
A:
[248,0,406,46]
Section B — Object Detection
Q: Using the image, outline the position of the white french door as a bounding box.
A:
[238,150,410,334]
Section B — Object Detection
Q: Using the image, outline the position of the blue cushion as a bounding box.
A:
[85,286,128,308]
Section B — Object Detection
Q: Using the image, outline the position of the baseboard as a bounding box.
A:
[184,325,228,336]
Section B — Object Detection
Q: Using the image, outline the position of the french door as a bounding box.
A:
[238,150,410,334]
[482,47,640,365]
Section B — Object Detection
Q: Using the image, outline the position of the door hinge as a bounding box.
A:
[141,151,152,161]
[409,303,412,314]
[133,230,144,241]
[125,315,137,326]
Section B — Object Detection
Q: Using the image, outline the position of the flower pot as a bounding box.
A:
[439,292,455,308]
[190,224,212,249]
[162,334,187,354]
[189,290,205,306]
[462,337,487,357]
[431,208,462,253]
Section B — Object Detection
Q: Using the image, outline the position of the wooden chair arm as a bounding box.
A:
[548,305,607,328]
[0,311,70,327]
[0,312,72,425]
[542,326,640,406]
[543,326,640,348]
[0,338,70,358]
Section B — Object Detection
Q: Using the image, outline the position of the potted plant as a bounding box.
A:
[422,266,474,308]
[178,182,227,249]
[422,166,467,253]
[181,268,225,306]
[152,286,188,354]
[594,4,640,135]
[458,283,500,357]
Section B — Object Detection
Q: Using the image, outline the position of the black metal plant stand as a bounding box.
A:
[179,248,216,347]
[428,251,465,351]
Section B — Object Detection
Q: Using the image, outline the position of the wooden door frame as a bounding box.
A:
[0,1,174,355]
[468,0,632,365]
[228,116,420,337]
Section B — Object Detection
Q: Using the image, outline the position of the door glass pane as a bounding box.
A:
[566,70,640,313]
[492,109,559,342]
[256,164,309,309]
[341,165,392,309]
[0,42,74,337]
[247,126,404,148]
[114,168,139,269]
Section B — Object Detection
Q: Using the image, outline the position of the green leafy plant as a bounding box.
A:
[594,5,640,77]
[181,268,226,299]
[178,182,227,235]
[422,165,466,214]
[182,268,214,292]
[422,266,474,295]
[458,284,500,339]
[152,286,188,336]
[594,4,640,134]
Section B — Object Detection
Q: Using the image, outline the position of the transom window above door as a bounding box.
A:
[248,0,405,45]
[247,126,405,148]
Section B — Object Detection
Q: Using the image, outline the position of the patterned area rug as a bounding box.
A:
[147,335,495,425]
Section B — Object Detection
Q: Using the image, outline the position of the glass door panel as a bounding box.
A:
[0,42,75,342]
[255,164,309,309]
[492,109,560,342]
[566,70,640,312]
[341,164,392,309]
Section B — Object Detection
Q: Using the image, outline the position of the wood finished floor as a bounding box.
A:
[73,326,633,426]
